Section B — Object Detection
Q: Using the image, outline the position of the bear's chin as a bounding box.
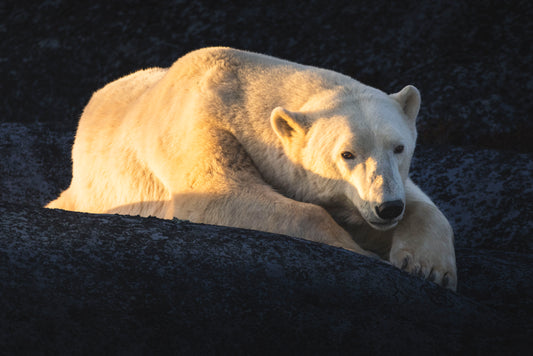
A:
[367,220,399,231]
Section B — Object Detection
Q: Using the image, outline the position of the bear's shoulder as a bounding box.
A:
[170,47,306,78]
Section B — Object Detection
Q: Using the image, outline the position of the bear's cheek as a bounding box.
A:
[399,158,412,180]
[305,153,343,181]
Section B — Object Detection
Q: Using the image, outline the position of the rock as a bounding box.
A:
[0,203,530,354]
[411,146,533,252]
[2,0,532,151]
[0,121,531,354]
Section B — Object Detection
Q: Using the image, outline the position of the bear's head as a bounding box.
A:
[271,85,420,231]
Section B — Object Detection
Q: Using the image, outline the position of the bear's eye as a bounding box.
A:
[394,145,404,154]
[341,151,356,160]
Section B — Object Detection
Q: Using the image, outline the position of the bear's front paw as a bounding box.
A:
[389,245,457,291]
[389,198,457,291]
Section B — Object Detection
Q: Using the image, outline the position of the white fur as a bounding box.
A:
[47,47,457,290]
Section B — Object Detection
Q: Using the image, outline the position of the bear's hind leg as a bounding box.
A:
[45,188,76,211]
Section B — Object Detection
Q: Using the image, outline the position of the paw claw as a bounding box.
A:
[442,273,449,288]
[401,255,410,270]
[412,264,419,275]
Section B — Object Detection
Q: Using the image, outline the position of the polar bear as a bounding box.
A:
[47,47,457,290]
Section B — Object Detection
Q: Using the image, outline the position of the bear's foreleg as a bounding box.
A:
[389,178,457,290]
[170,184,375,257]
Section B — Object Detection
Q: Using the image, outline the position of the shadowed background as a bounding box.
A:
[1,0,532,354]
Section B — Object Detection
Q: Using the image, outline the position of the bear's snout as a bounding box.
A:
[375,200,404,220]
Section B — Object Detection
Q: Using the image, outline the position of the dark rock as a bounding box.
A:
[2,0,532,151]
[410,145,533,252]
[0,121,532,355]
[0,203,530,354]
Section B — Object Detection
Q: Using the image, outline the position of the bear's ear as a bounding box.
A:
[270,107,308,140]
[390,85,421,121]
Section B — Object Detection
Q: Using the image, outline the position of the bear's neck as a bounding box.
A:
[232,127,313,203]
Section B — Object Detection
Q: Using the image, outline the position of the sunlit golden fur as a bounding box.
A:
[47,47,456,290]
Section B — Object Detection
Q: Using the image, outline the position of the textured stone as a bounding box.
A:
[0,203,530,354]
[2,0,532,151]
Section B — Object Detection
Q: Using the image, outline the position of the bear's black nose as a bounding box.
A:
[375,200,404,220]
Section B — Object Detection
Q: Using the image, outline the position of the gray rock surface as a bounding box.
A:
[0,203,531,354]
[1,0,532,354]
[3,0,532,151]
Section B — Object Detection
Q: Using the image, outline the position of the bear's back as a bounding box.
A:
[78,67,167,136]
[170,47,358,99]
